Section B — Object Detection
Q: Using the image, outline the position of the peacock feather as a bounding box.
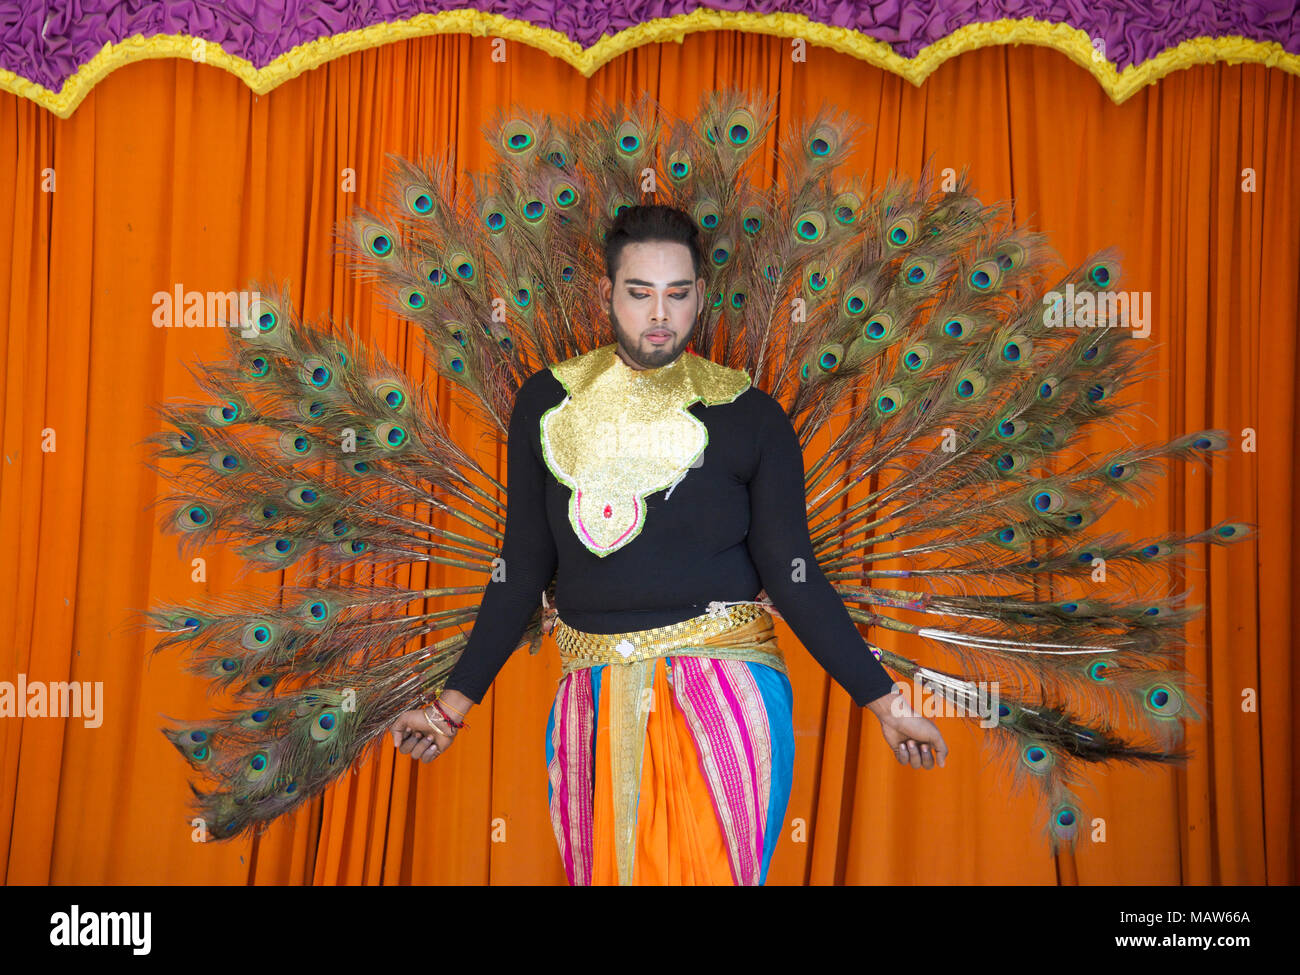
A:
[141,89,1253,852]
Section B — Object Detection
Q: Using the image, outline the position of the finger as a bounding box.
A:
[907,740,922,769]
[895,743,908,765]
[409,735,434,761]
[920,743,934,769]
[934,735,949,768]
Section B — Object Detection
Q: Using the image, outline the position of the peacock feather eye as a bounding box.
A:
[404,184,434,215]
[1088,660,1110,681]
[692,199,721,231]
[832,191,860,224]
[176,504,212,532]
[560,265,575,282]
[722,107,757,146]
[954,369,987,400]
[886,217,916,248]
[864,311,895,341]
[1052,806,1079,840]
[247,356,270,378]
[806,124,837,158]
[501,119,536,153]
[554,184,577,208]
[875,386,904,415]
[668,151,691,182]
[203,451,239,475]
[1143,684,1183,718]
[729,291,745,310]
[364,226,393,258]
[210,401,241,424]
[792,210,826,243]
[521,198,546,223]
[287,485,321,509]
[902,256,935,285]
[1021,744,1053,772]
[615,121,644,155]
[1089,262,1113,287]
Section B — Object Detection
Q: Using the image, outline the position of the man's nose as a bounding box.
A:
[651,292,668,321]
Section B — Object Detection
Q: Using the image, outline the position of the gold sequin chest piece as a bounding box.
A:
[539,344,751,557]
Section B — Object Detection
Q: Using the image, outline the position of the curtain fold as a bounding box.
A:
[0,31,1293,885]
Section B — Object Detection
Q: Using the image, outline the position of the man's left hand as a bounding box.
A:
[866,690,947,769]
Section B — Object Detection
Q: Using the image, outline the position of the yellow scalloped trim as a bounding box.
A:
[4,11,1298,118]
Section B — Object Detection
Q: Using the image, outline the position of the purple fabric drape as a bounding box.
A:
[2,2,1296,94]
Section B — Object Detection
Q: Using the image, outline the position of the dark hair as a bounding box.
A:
[603,204,704,282]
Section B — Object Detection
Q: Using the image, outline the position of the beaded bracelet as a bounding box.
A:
[429,697,468,731]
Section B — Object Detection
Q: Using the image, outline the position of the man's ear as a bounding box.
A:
[599,275,612,307]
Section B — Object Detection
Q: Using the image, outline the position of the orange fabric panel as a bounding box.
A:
[0,32,1293,885]
[590,658,734,886]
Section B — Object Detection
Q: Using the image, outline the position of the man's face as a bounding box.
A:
[599,241,703,370]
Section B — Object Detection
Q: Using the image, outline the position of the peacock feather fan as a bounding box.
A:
[141,89,1254,852]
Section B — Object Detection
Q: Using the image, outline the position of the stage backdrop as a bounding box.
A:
[0,28,1295,885]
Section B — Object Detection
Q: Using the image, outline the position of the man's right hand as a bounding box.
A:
[389,710,456,764]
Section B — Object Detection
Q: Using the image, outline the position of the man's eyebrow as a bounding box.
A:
[623,279,694,287]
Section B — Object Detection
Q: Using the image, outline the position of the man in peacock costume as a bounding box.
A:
[145,90,1253,885]
[388,202,946,886]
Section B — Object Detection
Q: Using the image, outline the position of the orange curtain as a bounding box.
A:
[0,33,1294,885]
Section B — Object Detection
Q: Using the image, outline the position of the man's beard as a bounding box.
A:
[609,304,693,369]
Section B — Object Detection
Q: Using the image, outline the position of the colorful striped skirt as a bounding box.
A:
[544,604,795,885]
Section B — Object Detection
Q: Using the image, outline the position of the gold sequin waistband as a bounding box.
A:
[552,603,787,676]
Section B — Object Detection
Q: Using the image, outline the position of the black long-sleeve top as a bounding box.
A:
[440,363,897,707]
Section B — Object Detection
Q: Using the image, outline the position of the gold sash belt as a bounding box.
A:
[552,602,787,677]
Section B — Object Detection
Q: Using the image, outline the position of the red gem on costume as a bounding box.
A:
[603,504,612,518]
